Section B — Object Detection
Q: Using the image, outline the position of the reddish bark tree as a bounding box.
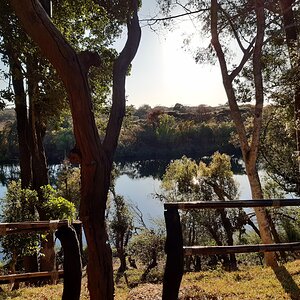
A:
[9,1,141,299]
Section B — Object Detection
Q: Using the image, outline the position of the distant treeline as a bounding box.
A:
[0,103,250,163]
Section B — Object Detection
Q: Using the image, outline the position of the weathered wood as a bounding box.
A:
[72,221,83,258]
[0,270,63,284]
[164,199,300,210]
[56,225,82,300]
[162,208,184,300]
[0,220,70,236]
[184,242,300,256]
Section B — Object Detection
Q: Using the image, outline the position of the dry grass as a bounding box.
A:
[1,260,300,299]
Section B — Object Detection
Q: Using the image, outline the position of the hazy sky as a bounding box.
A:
[121,0,227,108]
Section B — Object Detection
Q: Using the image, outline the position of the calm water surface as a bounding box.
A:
[0,160,253,228]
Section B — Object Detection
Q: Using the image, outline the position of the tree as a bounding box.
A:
[278,0,300,159]
[110,194,133,274]
[158,0,277,267]
[8,1,141,299]
[161,153,247,270]
[261,105,300,195]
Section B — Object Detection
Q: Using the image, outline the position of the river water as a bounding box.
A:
[0,160,253,228]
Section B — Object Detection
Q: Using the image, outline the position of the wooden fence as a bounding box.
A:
[162,199,300,300]
[0,220,82,300]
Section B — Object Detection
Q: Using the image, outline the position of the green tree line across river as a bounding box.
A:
[0,103,243,163]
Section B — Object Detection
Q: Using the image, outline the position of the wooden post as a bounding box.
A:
[72,221,83,257]
[162,208,184,300]
[55,225,82,300]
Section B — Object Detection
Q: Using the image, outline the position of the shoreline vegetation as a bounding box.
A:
[0,104,247,164]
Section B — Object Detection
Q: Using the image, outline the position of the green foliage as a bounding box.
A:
[110,195,133,243]
[40,185,76,220]
[260,105,300,195]
[56,161,81,213]
[0,181,39,261]
[160,153,246,268]
[162,156,198,196]
[128,229,165,266]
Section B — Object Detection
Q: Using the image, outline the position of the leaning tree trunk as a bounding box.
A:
[9,1,141,299]
[246,163,278,267]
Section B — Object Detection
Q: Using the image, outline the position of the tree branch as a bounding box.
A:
[140,8,209,26]
[210,0,250,153]
[250,0,265,158]
[103,0,141,159]
[218,4,246,53]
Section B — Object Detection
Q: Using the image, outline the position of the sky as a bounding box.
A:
[0,1,227,109]
[120,0,227,108]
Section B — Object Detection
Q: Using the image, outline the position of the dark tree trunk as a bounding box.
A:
[141,248,157,282]
[208,227,231,270]
[8,53,32,188]
[218,208,237,270]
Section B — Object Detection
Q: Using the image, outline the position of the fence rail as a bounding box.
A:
[0,220,82,300]
[0,270,64,284]
[162,198,300,300]
[164,199,300,209]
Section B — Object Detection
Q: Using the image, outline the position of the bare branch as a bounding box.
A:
[140,8,209,26]
[218,4,246,53]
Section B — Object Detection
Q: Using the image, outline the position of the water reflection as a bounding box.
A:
[115,156,246,180]
[0,158,250,228]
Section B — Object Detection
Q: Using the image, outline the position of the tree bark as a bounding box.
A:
[8,52,32,188]
[9,1,141,299]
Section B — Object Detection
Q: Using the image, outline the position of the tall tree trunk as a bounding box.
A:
[9,1,141,298]
[8,53,32,188]
[8,51,40,273]
[27,58,53,272]
[210,0,277,267]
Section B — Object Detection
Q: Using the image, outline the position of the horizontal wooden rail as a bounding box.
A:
[0,220,82,236]
[183,242,300,256]
[0,270,64,284]
[164,199,300,210]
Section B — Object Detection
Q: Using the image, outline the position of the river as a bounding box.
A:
[0,160,253,228]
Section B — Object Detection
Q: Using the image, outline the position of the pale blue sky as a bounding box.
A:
[122,0,226,108]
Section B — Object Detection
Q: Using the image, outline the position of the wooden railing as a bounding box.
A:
[0,220,82,300]
[162,199,300,300]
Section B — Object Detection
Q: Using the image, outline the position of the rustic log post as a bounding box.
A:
[72,221,83,257]
[55,225,82,300]
[162,208,184,300]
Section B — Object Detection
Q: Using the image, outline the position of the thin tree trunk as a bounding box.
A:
[210,0,277,267]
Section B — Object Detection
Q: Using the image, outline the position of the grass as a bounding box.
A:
[1,260,300,299]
